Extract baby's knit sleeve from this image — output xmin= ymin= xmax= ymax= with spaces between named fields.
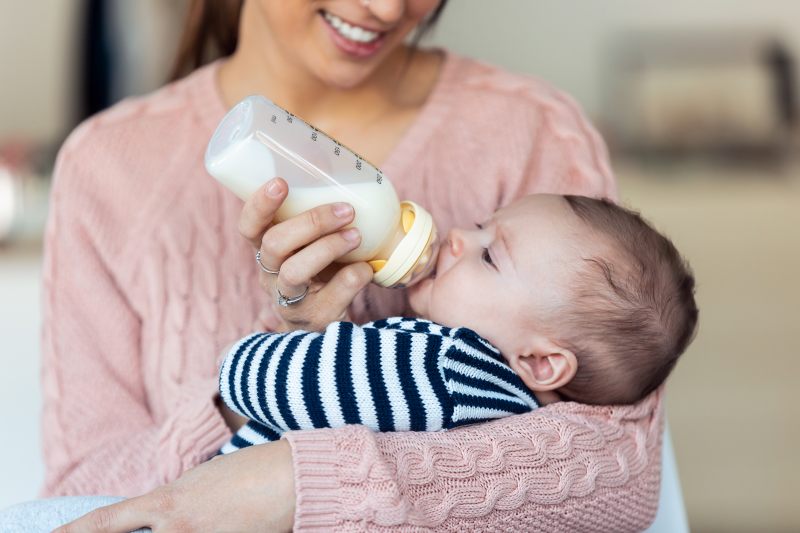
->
xmin=441 ymin=327 xmax=539 ymax=428
xmin=218 ymin=319 xmax=457 ymax=437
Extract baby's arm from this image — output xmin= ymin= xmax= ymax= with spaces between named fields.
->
xmin=218 ymin=318 xmax=540 ymax=454
xmin=218 ymin=319 xmax=457 ymax=452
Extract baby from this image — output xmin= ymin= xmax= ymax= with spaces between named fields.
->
xmin=218 ymin=194 xmax=698 ymax=452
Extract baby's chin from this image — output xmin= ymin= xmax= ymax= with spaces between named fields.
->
xmin=407 ymin=280 xmax=431 ymax=317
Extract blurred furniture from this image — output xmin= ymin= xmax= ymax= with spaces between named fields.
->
xmin=606 ymin=31 xmax=797 ymax=159
xmin=0 ymin=141 xmax=51 ymax=245
xmin=79 ymin=0 xmax=186 ymax=119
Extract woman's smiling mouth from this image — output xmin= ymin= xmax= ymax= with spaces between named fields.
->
xmin=319 ymin=10 xmax=388 ymax=58
xmin=322 ymin=10 xmax=382 ymax=43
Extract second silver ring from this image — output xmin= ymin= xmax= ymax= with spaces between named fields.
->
xmin=255 ymin=250 xmax=280 ymax=275
xmin=276 ymin=284 xmax=309 ymax=307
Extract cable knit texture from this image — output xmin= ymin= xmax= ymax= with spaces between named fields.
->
xmin=41 ymin=50 xmax=660 ymax=531
xmin=286 ymin=389 xmax=662 ymax=532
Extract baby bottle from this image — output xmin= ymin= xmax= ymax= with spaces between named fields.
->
xmin=205 ymin=95 xmax=439 ymax=288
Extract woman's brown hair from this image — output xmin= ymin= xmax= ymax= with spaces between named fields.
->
xmin=170 ymin=0 xmax=449 ymax=81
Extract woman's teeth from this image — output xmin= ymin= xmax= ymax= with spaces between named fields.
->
xmin=323 ymin=11 xmax=381 ymax=43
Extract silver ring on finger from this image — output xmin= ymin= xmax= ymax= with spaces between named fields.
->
xmin=276 ymin=284 xmax=309 ymax=307
xmin=255 ymin=250 xmax=280 ymax=275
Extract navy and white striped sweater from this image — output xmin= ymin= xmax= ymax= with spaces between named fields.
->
xmin=219 ymin=317 xmax=539 ymax=453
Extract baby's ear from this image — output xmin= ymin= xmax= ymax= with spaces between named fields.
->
xmin=506 ymin=338 xmax=577 ymax=392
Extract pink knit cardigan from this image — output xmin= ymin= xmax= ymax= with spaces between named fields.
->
xmin=40 ymin=51 xmax=662 ymax=531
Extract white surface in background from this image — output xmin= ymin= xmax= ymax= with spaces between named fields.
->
xmin=0 ymin=249 xmax=44 ymax=508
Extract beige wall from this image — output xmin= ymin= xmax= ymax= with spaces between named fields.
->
xmin=429 ymin=0 xmax=800 ymax=123
xmin=0 ymin=0 xmax=184 ymax=141
xmin=4 ymin=1 xmax=800 ymax=140
xmin=0 ymin=0 xmax=78 ymax=140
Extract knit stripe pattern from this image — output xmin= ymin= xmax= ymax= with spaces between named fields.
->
xmin=218 ymin=318 xmax=539 ymax=453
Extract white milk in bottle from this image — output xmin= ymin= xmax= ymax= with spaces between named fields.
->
xmin=205 ymin=95 xmax=438 ymax=288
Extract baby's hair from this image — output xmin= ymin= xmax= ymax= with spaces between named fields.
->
xmin=556 ymin=196 xmax=698 ymax=405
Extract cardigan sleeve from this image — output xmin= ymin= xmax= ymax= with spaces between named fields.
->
xmin=40 ymin=135 xmax=230 ymax=497
xmin=505 ymin=81 xmax=619 ymax=204
xmin=283 ymin=388 xmax=664 ymax=532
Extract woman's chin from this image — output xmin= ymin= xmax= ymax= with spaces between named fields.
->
xmin=316 ymin=64 xmax=378 ymax=90
xmin=314 ymin=44 xmax=401 ymax=89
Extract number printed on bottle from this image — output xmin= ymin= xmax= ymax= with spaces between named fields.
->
xmin=311 ymin=131 xmax=318 ymax=141
xmin=356 ymin=159 xmax=362 ymax=170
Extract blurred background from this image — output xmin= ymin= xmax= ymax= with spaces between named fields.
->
xmin=1 ymin=1 xmax=798 ymax=531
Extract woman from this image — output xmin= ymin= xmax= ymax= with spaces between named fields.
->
xmin=29 ymin=0 xmax=663 ymax=530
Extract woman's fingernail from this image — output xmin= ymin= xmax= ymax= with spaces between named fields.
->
xmin=342 ymin=228 xmax=360 ymax=242
xmin=266 ymin=179 xmax=282 ymax=197
xmin=333 ymin=203 xmax=353 ymax=218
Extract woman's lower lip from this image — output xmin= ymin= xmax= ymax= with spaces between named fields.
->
xmin=320 ymin=12 xmax=386 ymax=59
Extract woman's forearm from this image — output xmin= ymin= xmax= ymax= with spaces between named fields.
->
xmin=41 ymin=146 xmax=231 ymax=496
xmin=284 ymin=388 xmax=664 ymax=531
xmin=55 ymin=439 xmax=296 ymax=533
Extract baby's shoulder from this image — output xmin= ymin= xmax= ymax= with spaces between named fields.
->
xmin=446 ymin=327 xmax=503 ymax=360
xmin=366 ymin=317 xmax=461 ymax=337
xmin=365 ymin=317 xmax=501 ymax=357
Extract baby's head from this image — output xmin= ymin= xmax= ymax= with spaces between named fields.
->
xmin=408 ymin=194 xmax=698 ymax=405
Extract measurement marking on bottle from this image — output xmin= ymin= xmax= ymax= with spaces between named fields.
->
xmin=258 ymin=97 xmax=386 ymax=177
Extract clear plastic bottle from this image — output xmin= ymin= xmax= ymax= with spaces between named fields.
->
xmin=205 ymin=95 xmax=439 ymax=288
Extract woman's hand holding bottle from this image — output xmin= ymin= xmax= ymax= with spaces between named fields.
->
xmin=239 ymin=177 xmax=374 ymax=332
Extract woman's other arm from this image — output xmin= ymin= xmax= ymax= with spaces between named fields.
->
xmin=55 ymin=440 xmax=296 ymax=533
xmin=40 ymin=136 xmax=231 ymax=497
xmin=284 ymin=390 xmax=664 ymax=531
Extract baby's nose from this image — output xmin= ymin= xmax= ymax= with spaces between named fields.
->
xmin=447 ymin=229 xmax=465 ymax=257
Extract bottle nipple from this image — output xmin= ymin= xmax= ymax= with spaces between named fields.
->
xmin=372 ymin=201 xmax=439 ymax=288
